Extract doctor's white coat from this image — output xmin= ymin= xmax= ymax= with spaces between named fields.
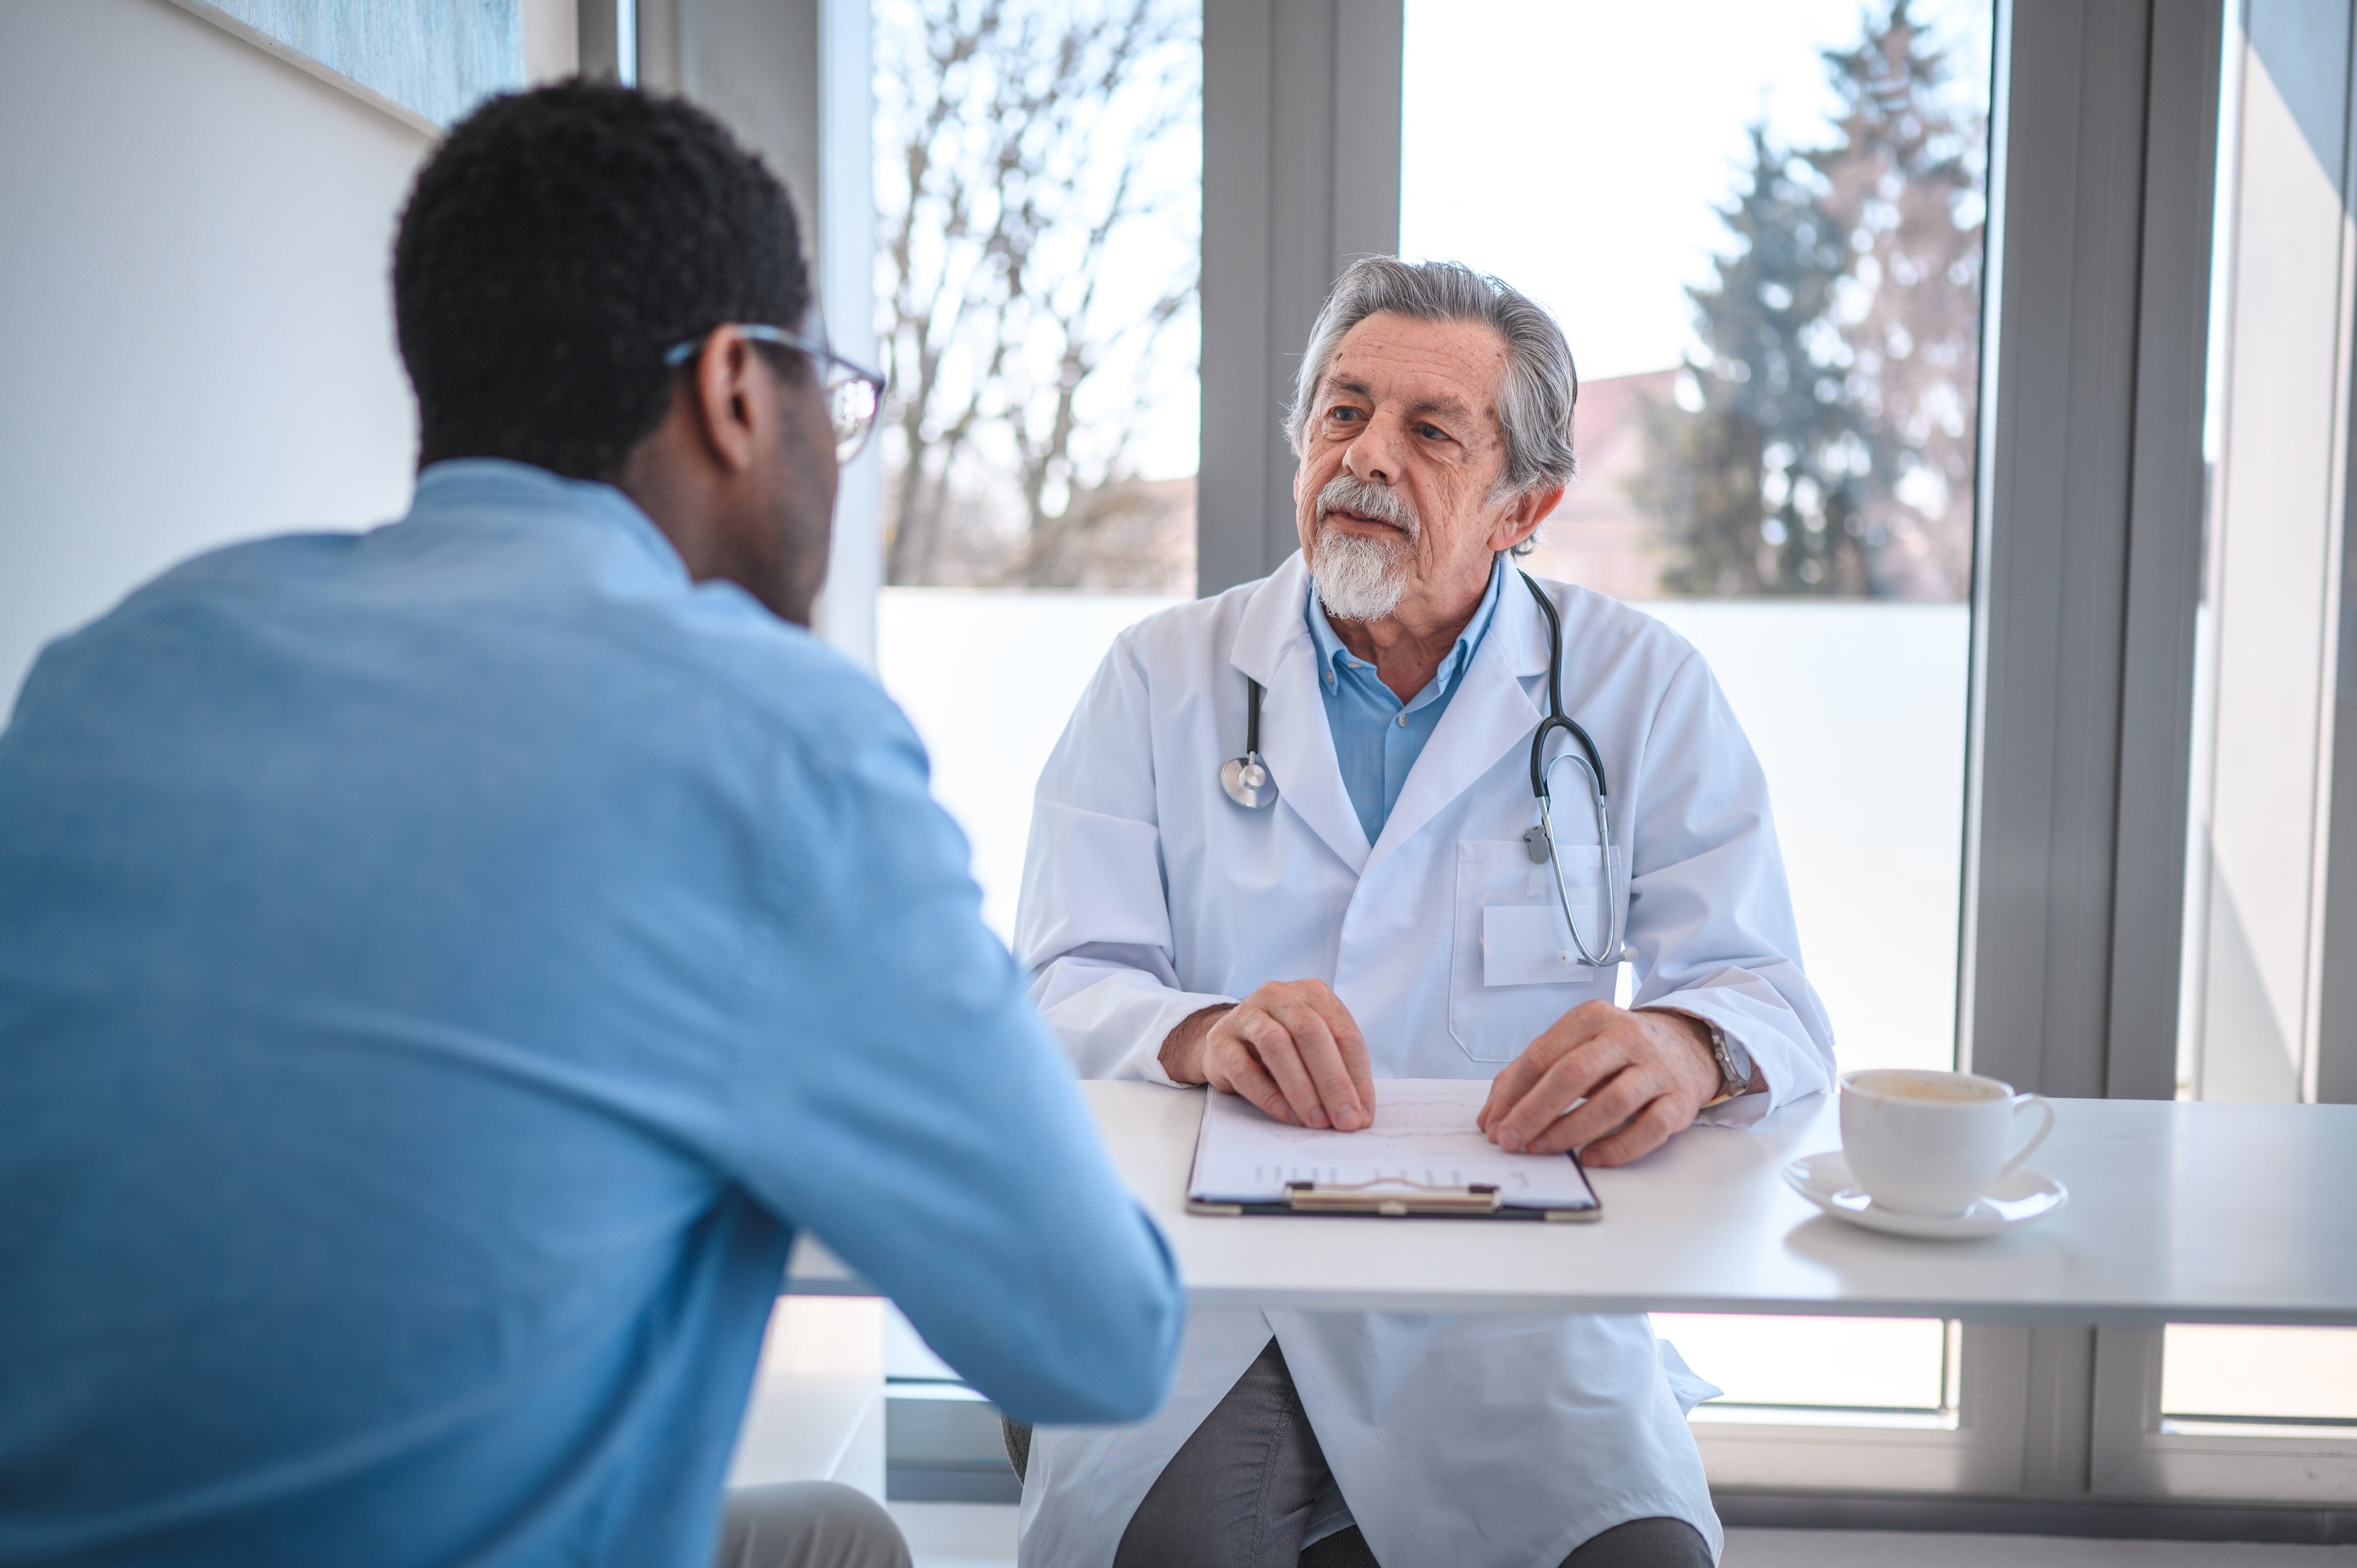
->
xmin=1011 ymin=553 xmax=1837 ymax=1568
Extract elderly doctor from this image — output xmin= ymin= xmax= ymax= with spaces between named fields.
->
xmin=1012 ymin=257 xmax=1836 ymax=1568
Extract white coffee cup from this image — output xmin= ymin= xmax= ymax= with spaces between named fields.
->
xmin=1839 ymin=1069 xmax=2055 ymax=1217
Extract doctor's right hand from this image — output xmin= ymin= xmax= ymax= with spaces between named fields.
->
xmin=1159 ymin=980 xmax=1377 ymax=1132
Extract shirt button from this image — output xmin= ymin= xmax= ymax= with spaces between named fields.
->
xmin=1560 ymin=952 xmax=1574 ymax=964
xmin=1396 ymin=714 xmax=1409 ymax=727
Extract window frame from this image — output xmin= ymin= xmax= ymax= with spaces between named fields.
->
xmin=2093 ymin=1326 xmax=2357 ymax=1502
xmin=766 ymin=0 xmax=2341 ymax=1527
xmin=1195 ymin=0 xmax=2265 ymax=1519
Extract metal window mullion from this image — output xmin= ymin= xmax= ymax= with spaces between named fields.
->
xmin=1199 ymin=0 xmax=1402 ymax=596
xmin=2105 ymin=0 xmax=2229 ymax=1102
xmin=2314 ymin=0 xmax=2357 ymax=1103
xmin=1963 ymin=0 xmax=2155 ymax=1103
xmin=1968 ymin=0 xmax=2236 ymax=1513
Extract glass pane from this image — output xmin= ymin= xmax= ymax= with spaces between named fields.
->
xmin=2163 ymin=1325 xmax=2357 ymax=1427
xmin=2177 ymin=0 xmax=2332 ymax=1109
xmin=872 ymin=0 xmax=1200 ymax=937
xmin=866 ymin=4 xmax=1200 ymax=1480
xmin=1404 ymin=0 xmax=1992 ymax=1422
xmin=1653 ymin=1314 xmax=1949 ymax=1414
xmin=2160 ymin=7 xmax=2356 ymax=1439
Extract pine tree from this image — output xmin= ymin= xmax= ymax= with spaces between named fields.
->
xmin=1637 ymin=125 xmax=1862 ymax=596
xmin=1813 ymin=0 xmax=1985 ymax=600
xmin=1641 ymin=2 xmax=1985 ymax=599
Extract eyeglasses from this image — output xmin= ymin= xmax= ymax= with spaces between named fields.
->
xmin=663 ymin=323 xmax=886 ymax=464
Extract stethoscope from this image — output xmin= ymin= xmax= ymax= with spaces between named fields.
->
xmin=1221 ymin=571 xmax=1625 ymax=966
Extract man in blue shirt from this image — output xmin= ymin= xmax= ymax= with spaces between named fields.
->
xmin=0 ymin=83 xmax=1182 ymax=1568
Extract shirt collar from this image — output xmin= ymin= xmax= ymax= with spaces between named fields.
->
xmin=1305 ymin=553 xmax=1508 ymax=691
xmin=407 ymin=458 xmax=688 ymax=582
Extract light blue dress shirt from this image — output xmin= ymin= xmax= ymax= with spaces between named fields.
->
xmin=0 ymin=461 xmax=1182 ymax=1568
xmin=1307 ymin=556 xmax=1505 ymax=844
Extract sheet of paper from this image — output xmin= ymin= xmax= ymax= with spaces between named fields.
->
xmin=1187 ymin=1079 xmax=1598 ymax=1212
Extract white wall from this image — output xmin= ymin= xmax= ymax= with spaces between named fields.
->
xmin=0 ymin=0 xmax=438 ymax=705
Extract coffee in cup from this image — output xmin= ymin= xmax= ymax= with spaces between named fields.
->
xmin=1839 ymin=1068 xmax=2054 ymax=1217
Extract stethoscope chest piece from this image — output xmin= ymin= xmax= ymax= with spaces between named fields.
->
xmin=1221 ymin=677 xmax=1277 ymax=809
xmin=1221 ymin=753 xmax=1274 ymax=809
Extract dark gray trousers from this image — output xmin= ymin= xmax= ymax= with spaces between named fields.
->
xmin=1106 ymin=1339 xmax=1712 ymax=1568
xmin=713 ymin=1481 xmax=911 ymax=1568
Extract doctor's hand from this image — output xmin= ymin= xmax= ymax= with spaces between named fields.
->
xmin=1159 ymin=980 xmax=1377 ymax=1132
xmin=1477 ymin=1002 xmax=1722 ymax=1167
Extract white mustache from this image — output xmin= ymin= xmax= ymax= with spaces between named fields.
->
xmin=1317 ymin=474 xmax=1418 ymax=537
xmin=1310 ymin=475 xmax=1416 ymax=623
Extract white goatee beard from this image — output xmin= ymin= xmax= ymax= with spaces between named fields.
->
xmin=1310 ymin=476 xmax=1418 ymax=623
xmin=1312 ymin=531 xmax=1410 ymax=621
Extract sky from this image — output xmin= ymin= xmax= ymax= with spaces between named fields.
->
xmin=1400 ymin=0 xmax=1995 ymax=385
xmin=891 ymin=0 xmax=1997 ymax=486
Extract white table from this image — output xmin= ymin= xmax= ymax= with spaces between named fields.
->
xmin=790 ymin=1082 xmax=2357 ymax=1326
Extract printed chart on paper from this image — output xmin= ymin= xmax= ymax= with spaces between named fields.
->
xmin=1186 ymin=1080 xmax=1597 ymax=1210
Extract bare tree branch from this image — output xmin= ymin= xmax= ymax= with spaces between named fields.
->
xmin=877 ymin=0 xmax=1199 ymax=590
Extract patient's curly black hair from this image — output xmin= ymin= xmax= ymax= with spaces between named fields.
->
xmin=393 ymin=80 xmax=810 ymax=482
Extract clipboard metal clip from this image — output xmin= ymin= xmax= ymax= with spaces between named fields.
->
xmin=1282 ymin=1179 xmax=1502 ymax=1217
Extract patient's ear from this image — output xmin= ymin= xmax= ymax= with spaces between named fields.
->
xmin=680 ymin=330 xmax=767 ymax=475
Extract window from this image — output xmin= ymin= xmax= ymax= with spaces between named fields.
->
xmin=1402 ymin=0 xmax=1993 ymax=1458
xmin=871 ymin=0 xmax=1200 ymax=939
xmin=832 ymin=0 xmax=2350 ymax=1524
xmin=2116 ymin=0 xmax=2357 ymax=1494
xmin=866 ymin=0 xmax=1201 ymax=1499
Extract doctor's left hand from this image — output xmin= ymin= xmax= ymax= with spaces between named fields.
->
xmin=1476 ymin=1002 xmax=1722 ymax=1167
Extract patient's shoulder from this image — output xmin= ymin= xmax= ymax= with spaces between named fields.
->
xmin=626 ymin=587 xmax=922 ymax=773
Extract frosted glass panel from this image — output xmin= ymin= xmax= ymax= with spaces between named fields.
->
xmin=1656 ymin=1315 xmax=1949 ymax=1413
xmin=2163 ymin=1326 xmax=2357 ymax=1426
xmin=1404 ymin=0 xmax=1993 ymax=1424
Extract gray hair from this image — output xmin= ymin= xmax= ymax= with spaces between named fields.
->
xmin=1284 ymin=257 xmax=1580 ymax=507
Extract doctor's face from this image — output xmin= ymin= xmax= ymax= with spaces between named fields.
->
xmin=1292 ymin=313 xmax=1550 ymax=625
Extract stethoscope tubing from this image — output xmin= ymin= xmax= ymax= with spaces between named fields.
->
xmin=1219 ymin=677 xmax=1274 ymax=809
xmin=1218 ymin=569 xmax=1622 ymax=967
xmin=1517 ymin=572 xmax=1622 ymax=967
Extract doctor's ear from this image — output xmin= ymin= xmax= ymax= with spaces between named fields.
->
xmin=1488 ymin=481 xmax=1565 ymax=554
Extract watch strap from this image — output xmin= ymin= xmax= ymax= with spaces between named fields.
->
xmin=1697 ymin=1015 xmax=1751 ymax=1106
xmin=1641 ymin=1006 xmax=1751 ymax=1106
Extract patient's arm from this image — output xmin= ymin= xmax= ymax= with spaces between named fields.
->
xmin=1014 ymin=630 xmax=1234 ymax=1081
xmin=721 ymin=712 xmax=1183 ymax=1429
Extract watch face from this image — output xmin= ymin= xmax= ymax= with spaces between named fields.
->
xmin=1718 ymin=1036 xmax=1751 ymax=1092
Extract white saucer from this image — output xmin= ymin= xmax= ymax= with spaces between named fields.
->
xmin=1784 ymin=1151 xmax=2067 ymax=1240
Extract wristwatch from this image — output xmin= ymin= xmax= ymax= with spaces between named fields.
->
xmin=1638 ymin=1006 xmax=1751 ymax=1103
xmin=1684 ymin=1013 xmax=1753 ymax=1106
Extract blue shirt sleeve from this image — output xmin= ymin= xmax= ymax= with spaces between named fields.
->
xmin=713 ymin=697 xmax=1184 ymax=1425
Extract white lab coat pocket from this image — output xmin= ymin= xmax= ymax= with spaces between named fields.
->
xmin=1482 ymin=903 xmax=1599 ymax=986
xmin=1450 ymin=839 xmax=1611 ymax=1064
